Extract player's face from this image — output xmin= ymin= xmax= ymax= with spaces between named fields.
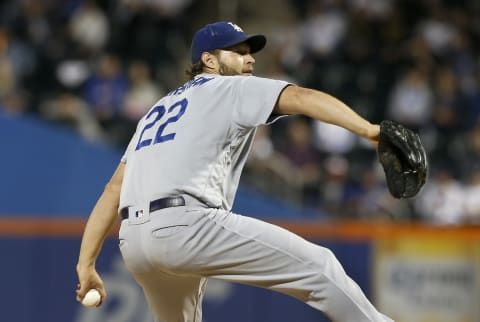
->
xmin=217 ymin=43 xmax=256 ymax=76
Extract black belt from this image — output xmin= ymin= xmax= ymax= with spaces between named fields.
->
xmin=120 ymin=196 xmax=186 ymax=220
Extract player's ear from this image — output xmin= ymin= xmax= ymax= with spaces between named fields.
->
xmin=201 ymin=52 xmax=218 ymax=70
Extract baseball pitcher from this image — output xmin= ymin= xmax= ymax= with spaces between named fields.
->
xmin=76 ymin=21 xmax=396 ymax=322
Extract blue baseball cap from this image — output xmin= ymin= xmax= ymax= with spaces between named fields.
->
xmin=190 ymin=21 xmax=266 ymax=64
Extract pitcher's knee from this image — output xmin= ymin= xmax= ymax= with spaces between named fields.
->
xmin=313 ymin=247 xmax=344 ymax=272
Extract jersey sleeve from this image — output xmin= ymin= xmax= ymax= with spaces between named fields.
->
xmin=229 ymin=76 xmax=291 ymax=129
xmin=120 ymin=129 xmax=138 ymax=163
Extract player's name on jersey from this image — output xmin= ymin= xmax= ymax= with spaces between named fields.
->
xmin=167 ymin=76 xmax=214 ymax=96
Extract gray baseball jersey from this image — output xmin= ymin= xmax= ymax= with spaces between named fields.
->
xmin=120 ymin=74 xmax=288 ymax=211
xmin=117 ymin=74 xmax=394 ymax=322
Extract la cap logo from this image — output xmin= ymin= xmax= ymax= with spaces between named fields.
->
xmin=227 ymin=22 xmax=243 ymax=33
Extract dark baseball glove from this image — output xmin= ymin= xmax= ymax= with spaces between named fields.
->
xmin=378 ymin=120 xmax=428 ymax=198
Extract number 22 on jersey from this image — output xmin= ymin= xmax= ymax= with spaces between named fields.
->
xmin=135 ymin=98 xmax=188 ymax=151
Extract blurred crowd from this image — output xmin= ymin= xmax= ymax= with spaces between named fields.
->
xmin=1 ymin=0 xmax=479 ymax=224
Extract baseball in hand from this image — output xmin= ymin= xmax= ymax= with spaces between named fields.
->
xmin=81 ymin=289 xmax=101 ymax=307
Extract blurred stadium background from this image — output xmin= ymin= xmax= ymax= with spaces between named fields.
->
xmin=1 ymin=0 xmax=480 ymax=321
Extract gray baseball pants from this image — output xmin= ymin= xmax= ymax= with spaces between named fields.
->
xmin=118 ymin=197 xmax=393 ymax=322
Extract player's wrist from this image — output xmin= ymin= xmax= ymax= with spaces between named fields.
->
xmin=76 ymin=261 xmax=95 ymax=272
xmin=365 ymin=123 xmax=380 ymax=141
